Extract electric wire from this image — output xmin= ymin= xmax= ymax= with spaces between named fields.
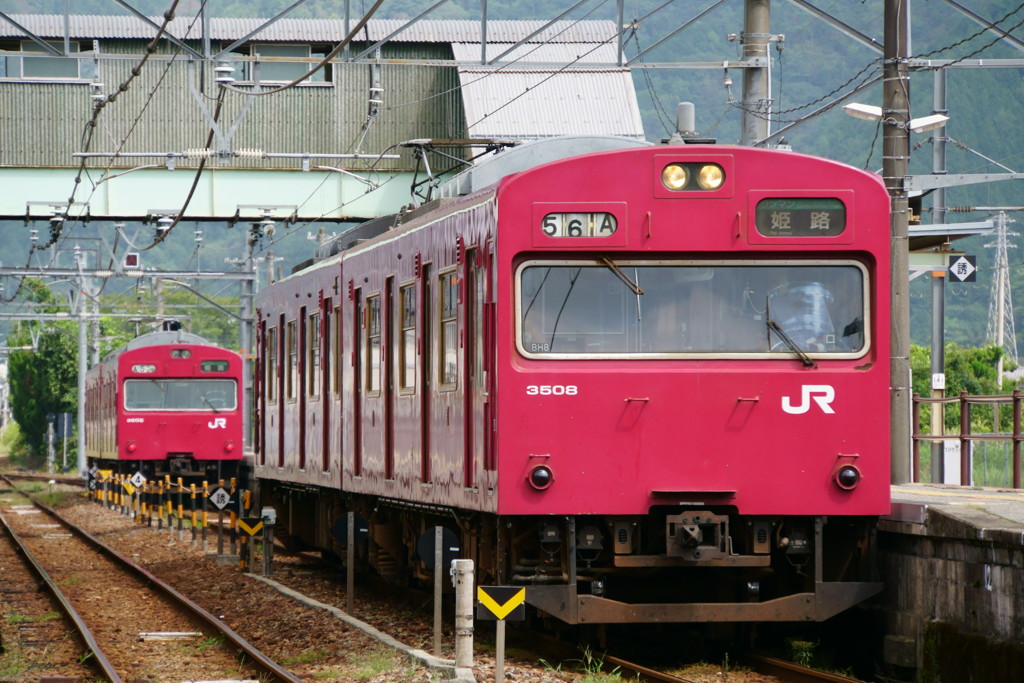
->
xmin=912 ymin=1 xmax=1024 ymax=62
xmin=1 ymin=0 xmax=184 ymax=305
xmin=217 ymin=0 xmax=385 ymax=97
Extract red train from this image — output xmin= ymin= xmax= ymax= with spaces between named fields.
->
xmin=84 ymin=328 xmax=245 ymax=481
xmin=254 ymin=138 xmax=891 ymax=624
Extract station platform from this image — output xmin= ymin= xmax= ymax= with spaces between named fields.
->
xmin=886 ymin=482 xmax=1024 ymax=543
xmin=877 ymin=483 xmax=1024 ymax=678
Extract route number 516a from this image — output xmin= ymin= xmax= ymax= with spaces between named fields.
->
xmin=526 ymin=385 xmax=578 ymax=396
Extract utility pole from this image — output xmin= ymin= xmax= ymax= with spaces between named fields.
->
xmin=227 ymin=229 xmax=258 ymax=451
xmin=884 ymin=0 xmax=912 ymax=484
xmin=75 ymin=250 xmax=89 ymax=475
xmin=930 ymin=69 xmax=948 ymax=483
xmin=740 ymin=0 xmax=771 ymax=146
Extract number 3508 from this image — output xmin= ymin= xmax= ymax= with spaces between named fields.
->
xmin=526 ymin=385 xmax=578 ymax=396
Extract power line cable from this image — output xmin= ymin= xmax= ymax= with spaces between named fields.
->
xmin=1 ymin=0 xmax=184 ymax=305
xmin=217 ymin=0 xmax=385 ymax=97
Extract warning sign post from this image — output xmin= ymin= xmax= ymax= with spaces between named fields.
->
xmin=477 ymin=586 xmax=526 ymax=681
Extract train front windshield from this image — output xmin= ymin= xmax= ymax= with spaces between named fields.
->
xmin=124 ymin=379 xmax=238 ymax=411
xmin=517 ymin=261 xmax=867 ymax=357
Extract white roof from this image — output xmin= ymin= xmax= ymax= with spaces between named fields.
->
xmin=452 ymin=43 xmax=644 ymax=140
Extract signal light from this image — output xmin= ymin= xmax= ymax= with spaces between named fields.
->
xmin=834 ymin=465 xmax=861 ymax=490
xmin=528 ymin=465 xmax=554 ymax=490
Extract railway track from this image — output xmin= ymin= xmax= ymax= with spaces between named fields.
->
xmin=0 ymin=475 xmax=301 ymax=682
xmin=603 ymin=652 xmax=867 ymax=683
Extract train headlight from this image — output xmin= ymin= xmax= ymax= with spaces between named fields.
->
xmin=224 ymin=441 xmax=235 ymax=453
xmin=661 ymin=164 xmax=689 ymax=190
xmin=696 ymin=163 xmax=725 ymax=190
xmin=835 ymin=465 xmax=861 ymax=490
xmin=126 ymin=441 xmax=137 ymax=453
xmin=528 ymin=465 xmax=554 ymax=490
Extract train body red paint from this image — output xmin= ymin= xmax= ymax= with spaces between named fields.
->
xmin=84 ymin=330 xmax=245 ymax=481
xmin=255 ymin=139 xmax=891 ymax=624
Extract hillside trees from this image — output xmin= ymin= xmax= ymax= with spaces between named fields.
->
xmin=5 ymin=279 xmax=78 ymax=456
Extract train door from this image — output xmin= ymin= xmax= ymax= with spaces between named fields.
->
xmin=299 ymin=306 xmax=307 ymax=470
xmin=463 ymin=249 xmax=484 ymax=490
xmin=419 ymin=263 xmax=432 ymax=483
xmin=322 ymin=296 xmax=332 ymax=472
xmin=353 ymin=288 xmax=363 ymax=477
xmin=278 ymin=314 xmax=286 ymax=467
xmin=306 ymin=305 xmax=321 ymax=471
xmin=334 ymin=298 xmax=343 ymax=482
xmin=257 ymin=318 xmax=265 ymax=464
xmin=384 ymin=277 xmax=395 ymax=480
xmin=482 ymin=242 xmax=497 ymax=491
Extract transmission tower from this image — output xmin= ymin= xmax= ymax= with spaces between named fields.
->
xmin=985 ymin=211 xmax=1018 ymax=378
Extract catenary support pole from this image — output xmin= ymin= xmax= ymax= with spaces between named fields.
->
xmin=884 ymin=0 xmax=912 ymax=483
xmin=740 ymin=0 xmax=771 ymax=146
xmin=930 ymin=68 xmax=949 ymax=483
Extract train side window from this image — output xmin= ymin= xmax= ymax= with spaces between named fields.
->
xmin=439 ymin=270 xmax=458 ymax=388
xmin=399 ymin=283 xmax=416 ymax=391
xmin=308 ymin=312 xmax=321 ymax=399
xmin=366 ymin=295 xmax=381 ymax=394
xmin=267 ymin=326 xmax=278 ymax=404
xmin=286 ymin=319 xmax=297 ymax=401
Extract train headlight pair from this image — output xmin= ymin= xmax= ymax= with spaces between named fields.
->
xmin=661 ymin=163 xmax=725 ymax=191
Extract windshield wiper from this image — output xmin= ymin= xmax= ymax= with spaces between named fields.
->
xmin=767 ymin=319 xmax=817 ymax=368
xmin=599 ymin=255 xmax=644 ymax=296
xmin=201 ymin=395 xmax=221 ymax=413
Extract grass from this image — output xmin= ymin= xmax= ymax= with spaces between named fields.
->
xmin=281 ymin=648 xmax=332 ymax=666
xmin=346 ymin=644 xmax=408 ymax=681
xmin=182 ymin=633 xmax=225 ymax=655
xmin=6 ymin=610 xmax=60 ymax=624
xmin=0 ymin=652 xmax=29 ymax=678
xmin=543 ymin=645 xmax=632 ymax=683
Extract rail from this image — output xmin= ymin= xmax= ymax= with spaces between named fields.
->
xmin=911 ymin=391 xmax=1023 ymax=489
xmin=0 ymin=475 xmax=302 ymax=683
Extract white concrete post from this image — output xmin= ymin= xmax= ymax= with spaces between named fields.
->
xmin=451 ymin=558 xmax=474 ymax=669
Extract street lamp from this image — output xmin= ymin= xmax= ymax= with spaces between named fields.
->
xmin=842 ymin=103 xmax=949 ymax=134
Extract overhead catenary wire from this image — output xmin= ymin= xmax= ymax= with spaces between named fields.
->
xmin=0 ymin=0 xmax=185 ymax=305
xmin=217 ymin=0 xmax=385 ymax=98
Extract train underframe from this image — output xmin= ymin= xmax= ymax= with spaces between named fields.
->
xmin=260 ymin=481 xmax=882 ymax=625
xmin=88 ymin=456 xmax=245 ymax=486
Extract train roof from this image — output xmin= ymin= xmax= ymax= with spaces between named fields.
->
xmin=438 ymin=135 xmax=652 ymax=198
xmin=122 ymin=330 xmax=215 ymax=352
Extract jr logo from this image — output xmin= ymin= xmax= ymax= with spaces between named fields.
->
xmin=208 ymin=417 xmax=227 ymax=429
xmin=781 ymin=385 xmax=835 ymax=415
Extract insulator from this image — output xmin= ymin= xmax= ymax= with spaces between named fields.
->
xmin=186 ymin=148 xmax=212 ymax=159
xmin=235 ymin=148 xmax=266 ymax=159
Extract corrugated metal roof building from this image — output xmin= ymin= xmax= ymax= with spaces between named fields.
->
xmin=0 ymin=14 xmax=645 ymax=172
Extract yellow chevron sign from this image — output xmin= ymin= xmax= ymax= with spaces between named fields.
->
xmin=476 ymin=586 xmax=526 ymax=621
xmin=238 ymin=518 xmax=264 ymax=536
